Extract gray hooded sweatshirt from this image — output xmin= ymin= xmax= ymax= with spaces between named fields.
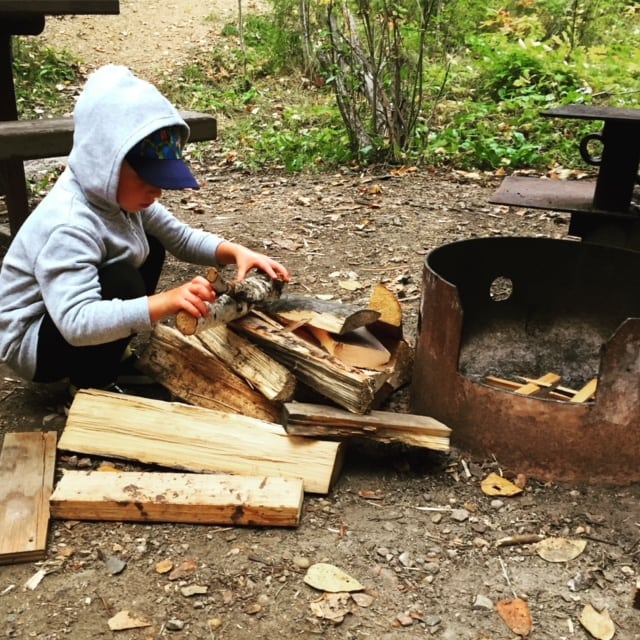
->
xmin=0 ymin=65 xmax=224 ymax=380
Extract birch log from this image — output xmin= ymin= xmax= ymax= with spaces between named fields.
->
xmin=176 ymin=269 xmax=285 ymax=336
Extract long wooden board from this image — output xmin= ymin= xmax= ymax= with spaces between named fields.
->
xmin=50 ymin=470 xmax=303 ymax=527
xmin=283 ymin=403 xmax=451 ymax=452
xmin=0 ymin=432 xmax=57 ymax=564
xmin=59 ymin=389 xmax=344 ymax=494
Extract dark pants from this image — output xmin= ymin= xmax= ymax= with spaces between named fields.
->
xmin=33 ymin=235 xmax=165 ymax=388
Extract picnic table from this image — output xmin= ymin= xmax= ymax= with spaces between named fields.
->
xmin=0 ymin=1 xmax=120 ymax=234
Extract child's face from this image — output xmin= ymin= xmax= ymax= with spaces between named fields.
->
xmin=117 ymin=160 xmax=162 ymax=212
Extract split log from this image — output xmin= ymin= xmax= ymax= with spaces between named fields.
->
xmin=282 ymin=402 xmax=451 ymax=452
xmin=176 ymin=269 xmax=285 ymax=336
xmin=231 ymin=311 xmax=386 ymax=414
xmin=0 ymin=432 xmax=56 ymax=564
xmin=265 ymin=295 xmax=380 ymax=335
xmin=308 ymin=325 xmax=391 ymax=369
xmin=195 ymin=324 xmax=296 ymax=403
xmin=371 ymin=337 xmax=414 ymax=408
xmin=368 ymin=283 xmax=404 ymax=339
xmin=50 ymin=470 xmax=304 ymax=527
xmin=137 ymin=324 xmax=281 ymax=422
xmin=59 ymin=388 xmax=345 ymax=494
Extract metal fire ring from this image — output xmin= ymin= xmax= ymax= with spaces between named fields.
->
xmin=410 ymin=236 xmax=640 ymax=484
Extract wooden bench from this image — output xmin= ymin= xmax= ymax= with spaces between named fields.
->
xmin=0 ymin=110 xmax=217 ymax=234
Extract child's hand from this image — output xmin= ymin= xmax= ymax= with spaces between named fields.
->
xmin=215 ymin=241 xmax=291 ymax=282
xmin=148 ymin=275 xmax=215 ymax=322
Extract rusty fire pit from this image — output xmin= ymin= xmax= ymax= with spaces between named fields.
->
xmin=410 ymin=235 xmax=640 ymax=484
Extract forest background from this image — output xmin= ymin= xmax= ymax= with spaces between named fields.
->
xmin=12 ymin=0 xmax=640 ymax=184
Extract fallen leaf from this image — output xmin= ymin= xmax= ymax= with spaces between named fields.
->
xmin=309 ymin=592 xmax=352 ymax=622
xmin=481 ymin=472 xmax=524 ymax=496
xmin=579 ymin=604 xmax=615 ymax=640
xmin=304 ymin=563 xmax=364 ymax=592
xmin=107 ymin=610 xmax=152 ymax=631
xmin=496 ymin=598 xmax=532 ymax=636
xmin=358 ymin=489 xmax=384 ymax=500
xmin=536 ymin=537 xmax=587 ymax=562
xmin=338 ymin=280 xmax=364 ymax=291
xmin=168 ymin=559 xmax=198 ymax=580
xmin=155 ymin=559 xmax=174 ymax=574
xmin=244 ymin=602 xmax=262 ymax=615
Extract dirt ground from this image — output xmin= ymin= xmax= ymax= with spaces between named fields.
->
xmin=2 ymin=3 xmax=640 ymax=639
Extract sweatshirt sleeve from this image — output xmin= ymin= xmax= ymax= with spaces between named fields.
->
xmin=141 ymin=203 xmax=225 ymax=265
xmin=34 ymin=225 xmax=152 ymax=347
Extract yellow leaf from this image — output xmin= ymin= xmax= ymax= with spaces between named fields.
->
xmin=304 ymin=563 xmax=364 ymax=593
xmin=535 ymin=537 xmax=587 ymax=562
xmin=579 ymin=604 xmax=615 ymax=640
xmin=481 ymin=472 xmax=524 ymax=496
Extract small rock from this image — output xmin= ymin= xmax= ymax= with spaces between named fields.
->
xmin=180 ymin=584 xmax=208 ymax=597
xmin=292 ymin=556 xmax=310 ymax=570
xmin=451 ymin=508 xmax=469 ymax=522
xmin=104 ymin=555 xmax=127 ymax=576
xmin=472 ymin=594 xmax=494 ymax=610
xmin=165 ymin=618 xmax=185 ymax=631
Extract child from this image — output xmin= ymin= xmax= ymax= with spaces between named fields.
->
xmin=0 ymin=65 xmax=290 ymax=396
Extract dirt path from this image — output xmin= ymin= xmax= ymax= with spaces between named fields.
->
xmin=38 ymin=0 xmax=264 ymax=80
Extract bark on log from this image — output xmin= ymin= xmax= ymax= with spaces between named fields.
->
xmin=265 ymin=295 xmax=380 ymax=335
xmin=176 ymin=269 xmax=285 ymax=336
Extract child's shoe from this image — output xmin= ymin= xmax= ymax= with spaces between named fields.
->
xmin=116 ymin=351 xmax=155 ymax=386
xmin=64 ymin=381 xmax=125 ymax=416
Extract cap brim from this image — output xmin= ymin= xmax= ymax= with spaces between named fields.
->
xmin=128 ymin=158 xmax=200 ymax=190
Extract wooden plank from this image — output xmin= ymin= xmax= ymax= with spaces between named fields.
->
xmin=283 ymin=402 xmax=451 ymax=452
xmin=50 ymin=470 xmax=303 ymax=527
xmin=484 ymin=376 xmax=522 ymax=391
xmin=569 ymin=378 xmax=598 ymax=403
xmin=59 ymin=389 xmax=344 ymax=494
xmin=137 ymin=324 xmax=281 ymax=422
xmin=514 ymin=373 xmax=561 ymax=396
xmin=0 ymin=111 xmax=216 ymax=161
xmin=0 ymin=432 xmax=56 ymax=565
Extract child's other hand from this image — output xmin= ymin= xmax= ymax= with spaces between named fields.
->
xmin=216 ymin=241 xmax=291 ymax=282
xmin=149 ymin=275 xmax=215 ymax=322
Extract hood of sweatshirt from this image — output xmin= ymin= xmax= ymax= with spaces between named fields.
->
xmin=67 ymin=65 xmax=190 ymax=211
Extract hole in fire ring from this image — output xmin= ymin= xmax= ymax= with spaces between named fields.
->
xmin=489 ymin=276 xmax=513 ymax=302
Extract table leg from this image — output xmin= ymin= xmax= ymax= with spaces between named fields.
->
xmin=0 ymin=26 xmax=42 ymax=236
xmin=593 ymin=120 xmax=640 ymax=213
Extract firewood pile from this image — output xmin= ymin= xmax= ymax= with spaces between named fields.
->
xmin=1 ymin=275 xmax=452 ymax=565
